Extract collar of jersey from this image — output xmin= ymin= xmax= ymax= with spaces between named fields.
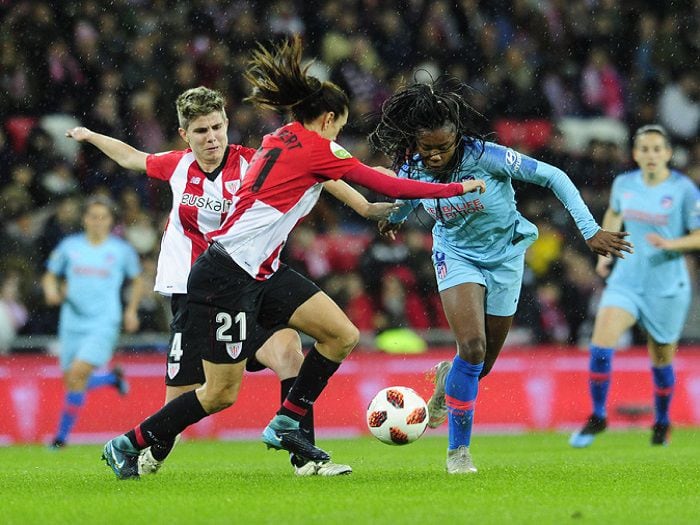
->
xmin=198 ymin=145 xmax=230 ymax=182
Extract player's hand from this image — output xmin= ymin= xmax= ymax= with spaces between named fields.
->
xmin=461 ymin=179 xmax=486 ymax=194
xmin=65 ymin=126 xmax=92 ymax=141
xmin=378 ymin=219 xmax=403 ymax=240
xmin=595 ymin=256 xmax=613 ymax=278
xmin=586 ymin=229 xmax=633 ymax=258
xmin=372 ymin=166 xmax=397 ymax=177
xmin=123 ymin=309 xmax=140 ymax=333
xmin=364 ymin=202 xmax=401 ymax=221
xmin=646 ymin=233 xmax=671 ymax=250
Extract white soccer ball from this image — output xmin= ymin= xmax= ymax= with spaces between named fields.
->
xmin=366 ymin=386 xmax=428 ymax=445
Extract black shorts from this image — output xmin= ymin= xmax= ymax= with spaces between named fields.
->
xmin=183 ymin=242 xmax=320 ymax=367
xmin=164 ymin=294 xmax=276 ymax=386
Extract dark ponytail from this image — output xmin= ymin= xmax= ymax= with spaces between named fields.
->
xmin=244 ymin=35 xmax=349 ymax=123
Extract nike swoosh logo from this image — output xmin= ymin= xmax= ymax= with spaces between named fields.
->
xmin=110 ymin=446 xmax=125 ymax=469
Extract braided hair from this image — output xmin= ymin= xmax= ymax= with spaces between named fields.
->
xmin=244 ymin=35 xmax=348 ymax=124
xmin=368 ymin=75 xmax=485 ymax=176
xmin=368 ymin=76 xmax=485 ymax=226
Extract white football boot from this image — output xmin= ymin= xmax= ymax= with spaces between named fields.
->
xmin=446 ymin=446 xmax=477 ymax=474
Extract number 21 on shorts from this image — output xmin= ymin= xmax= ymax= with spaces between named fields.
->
xmin=216 ymin=311 xmax=247 ymax=360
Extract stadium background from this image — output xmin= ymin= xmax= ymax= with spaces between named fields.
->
xmin=0 ymin=0 xmax=698 ymax=443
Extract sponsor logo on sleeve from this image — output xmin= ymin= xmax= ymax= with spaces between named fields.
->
xmin=330 ymin=141 xmax=353 ymax=159
xmin=505 ymin=148 xmax=522 ymax=172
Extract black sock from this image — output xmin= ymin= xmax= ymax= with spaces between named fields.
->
xmin=150 ymin=439 xmax=176 ymax=461
xmin=125 ymin=390 xmax=208 ymax=450
xmin=278 ymin=346 xmax=339 ymax=422
xmin=281 ymin=377 xmax=315 ymax=444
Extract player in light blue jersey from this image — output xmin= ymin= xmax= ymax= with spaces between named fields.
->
xmin=42 ymin=196 xmax=144 ymax=449
xmin=369 ymin=76 xmax=632 ymax=473
xmin=570 ymin=125 xmax=700 ymax=448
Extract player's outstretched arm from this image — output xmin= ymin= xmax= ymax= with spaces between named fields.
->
xmin=342 ymin=163 xmax=485 ymax=199
xmin=323 ymin=179 xmax=400 ymax=221
xmin=66 ymin=127 xmax=148 ymax=172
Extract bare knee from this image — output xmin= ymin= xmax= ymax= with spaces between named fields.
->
xmin=257 ymin=330 xmax=303 ymax=379
xmin=456 ymin=337 xmax=486 ymax=364
xmin=331 ymin=322 xmax=360 ymax=360
xmin=64 ymin=364 xmax=93 ymax=391
xmin=196 ymin=384 xmax=238 ymax=414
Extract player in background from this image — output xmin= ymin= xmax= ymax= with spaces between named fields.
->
xmin=100 ymin=36 xmax=484 ymax=479
xmin=42 ymin=196 xmax=144 ymax=449
xmin=67 ymin=86 xmax=397 ymax=476
xmin=369 ymin=76 xmax=633 ymax=474
xmin=570 ymin=125 xmax=700 ymax=448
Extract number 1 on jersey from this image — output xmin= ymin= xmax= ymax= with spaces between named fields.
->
xmin=252 ymin=147 xmax=282 ymax=192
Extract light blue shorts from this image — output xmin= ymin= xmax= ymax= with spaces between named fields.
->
xmin=58 ymin=328 xmax=119 ymax=371
xmin=598 ymin=286 xmax=691 ymax=344
xmin=433 ymin=250 xmax=525 ymax=317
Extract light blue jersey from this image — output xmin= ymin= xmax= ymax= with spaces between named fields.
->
xmin=605 ymin=170 xmax=700 ymax=296
xmin=390 ymin=140 xmax=600 ymax=267
xmin=47 ymin=233 xmax=141 ymax=333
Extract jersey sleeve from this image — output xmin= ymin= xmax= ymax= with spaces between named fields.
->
xmin=146 ymin=150 xmax=184 ymax=181
xmin=682 ymin=178 xmax=700 ymax=232
xmin=482 ymin=142 xmax=599 ymax=240
xmin=310 ymin=139 xmax=361 ymax=180
xmin=46 ymin=239 xmax=69 ymax=276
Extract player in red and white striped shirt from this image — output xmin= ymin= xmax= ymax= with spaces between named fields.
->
xmin=68 ymin=86 xmax=396 ymax=477
xmin=101 ymin=38 xmax=484 ymax=479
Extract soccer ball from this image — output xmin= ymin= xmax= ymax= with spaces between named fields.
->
xmin=366 ymin=386 xmax=428 ymax=445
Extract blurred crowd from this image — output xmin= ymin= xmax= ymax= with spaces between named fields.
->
xmin=0 ymin=0 xmax=699 ymax=352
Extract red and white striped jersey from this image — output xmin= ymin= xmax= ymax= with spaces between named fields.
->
xmin=209 ymin=122 xmax=360 ymax=280
xmin=146 ymin=144 xmax=256 ymax=294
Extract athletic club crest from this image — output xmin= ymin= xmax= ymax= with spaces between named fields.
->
xmin=660 ymin=196 xmax=673 ymax=209
xmin=225 ymin=180 xmax=240 ymax=194
xmin=226 ymin=342 xmax=243 ymax=359
xmin=167 ymin=363 xmax=180 ymax=379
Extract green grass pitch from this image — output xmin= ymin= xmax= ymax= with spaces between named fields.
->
xmin=2 ymin=430 xmax=698 ymax=525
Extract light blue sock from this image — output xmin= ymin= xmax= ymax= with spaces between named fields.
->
xmin=55 ymin=391 xmax=86 ymax=442
xmin=589 ymin=346 xmax=613 ymax=418
xmin=86 ymin=371 xmax=117 ymax=390
xmin=652 ymin=365 xmax=674 ymax=426
xmin=445 ymin=355 xmax=483 ymax=450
